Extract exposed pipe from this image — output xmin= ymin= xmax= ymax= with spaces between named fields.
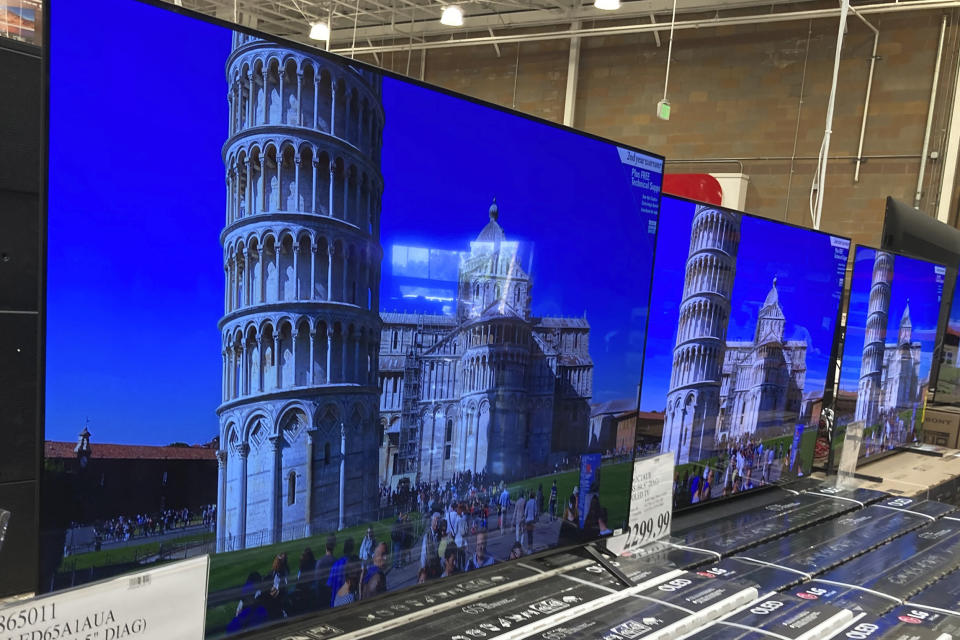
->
xmin=785 ymin=21 xmax=813 ymax=219
xmin=850 ymin=6 xmax=879 ymax=184
xmin=666 ymin=158 xmax=745 ymax=172
xmin=666 ymin=155 xmax=923 ymax=191
xmin=927 ymin=13 xmax=960 ymax=213
xmin=367 ymin=39 xmax=381 ymax=65
xmin=349 ymin=0 xmax=361 ymax=57
xmin=936 ymin=21 xmax=960 ymax=224
xmin=404 ymin=6 xmax=415 ymax=75
xmin=489 ymin=27 xmax=502 ymax=57
xmin=662 ymin=0 xmax=679 ymax=105
xmin=811 ymin=0 xmax=851 ymax=230
xmin=916 ymin=15 xmax=948 ymax=205
xmin=667 ymin=153 xmax=921 ymax=163
xmin=563 ymin=21 xmax=582 ymax=127
xmin=329 ymin=0 xmax=960 ymax=55
xmin=512 ymin=43 xmax=521 ymax=110
xmin=650 ymin=13 xmax=662 ymax=47
xmin=327 ymin=3 xmax=334 ymax=51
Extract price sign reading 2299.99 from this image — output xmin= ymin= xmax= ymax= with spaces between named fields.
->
xmin=607 ymin=452 xmax=674 ymax=554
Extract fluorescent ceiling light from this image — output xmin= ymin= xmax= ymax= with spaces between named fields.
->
xmin=440 ymin=5 xmax=464 ymax=26
xmin=309 ymin=22 xmax=330 ymax=40
xmin=594 ymin=0 xmax=621 ymax=10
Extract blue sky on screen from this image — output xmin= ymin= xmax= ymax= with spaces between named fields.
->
xmin=46 ymin=0 xmax=661 ymax=445
xmin=639 ymin=196 xmax=848 ymax=413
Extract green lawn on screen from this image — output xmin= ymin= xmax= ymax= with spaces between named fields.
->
xmin=204 ymin=514 xmax=423 ymax=634
xmin=206 ymin=461 xmax=633 ymax=599
xmin=203 ymin=460 xmax=634 ymax=634
xmin=674 ymin=430 xmax=816 ymax=485
xmin=503 ymin=461 xmax=632 ymax=529
xmin=59 ymin=530 xmax=215 ymax=571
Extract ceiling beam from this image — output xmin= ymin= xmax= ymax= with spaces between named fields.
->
xmin=329 ymin=0 xmax=960 ymax=53
xmin=326 ymin=0 xmax=811 ymax=43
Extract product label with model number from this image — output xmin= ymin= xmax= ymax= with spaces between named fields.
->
xmin=0 ymin=556 xmax=208 ymax=640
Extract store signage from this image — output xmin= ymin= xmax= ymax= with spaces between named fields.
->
xmin=0 ymin=556 xmax=209 ymax=640
xmin=607 ymin=452 xmax=674 ymax=555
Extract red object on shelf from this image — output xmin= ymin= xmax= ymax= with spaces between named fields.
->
xmin=663 ymin=173 xmax=723 ymax=205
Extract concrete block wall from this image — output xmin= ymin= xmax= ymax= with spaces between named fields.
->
xmin=365 ymin=6 xmax=960 ymax=248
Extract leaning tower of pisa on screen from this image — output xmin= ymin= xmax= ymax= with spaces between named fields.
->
xmin=217 ymin=35 xmax=384 ymax=550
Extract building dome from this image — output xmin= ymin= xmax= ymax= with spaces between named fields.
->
xmin=477 ymin=198 xmax=506 ymax=244
xmin=760 ymin=277 xmax=785 ymax=320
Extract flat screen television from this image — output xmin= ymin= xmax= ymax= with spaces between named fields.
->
xmin=832 ymin=246 xmax=946 ymax=463
xmin=42 ymin=0 xmax=664 ymax=634
xmin=639 ymin=195 xmax=850 ymax=508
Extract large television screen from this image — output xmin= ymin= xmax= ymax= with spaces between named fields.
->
xmin=638 ymin=195 xmax=850 ymax=508
xmin=834 ymin=246 xmax=945 ymax=461
xmin=43 ymin=0 xmax=664 ymax=634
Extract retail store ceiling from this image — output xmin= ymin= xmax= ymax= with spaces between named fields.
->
xmin=160 ymin=0 xmax=821 ymax=55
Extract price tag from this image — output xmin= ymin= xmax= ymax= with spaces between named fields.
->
xmin=0 ymin=556 xmax=209 ymax=640
xmin=607 ymin=452 xmax=674 ymax=555
xmin=836 ymin=421 xmax=865 ymax=487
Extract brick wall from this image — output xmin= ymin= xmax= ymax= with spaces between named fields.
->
xmin=366 ymin=6 xmax=960 ymax=249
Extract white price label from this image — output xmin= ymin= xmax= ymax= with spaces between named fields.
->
xmin=0 ymin=556 xmax=209 ymax=640
xmin=836 ymin=421 xmax=865 ymax=487
xmin=607 ymin=452 xmax=673 ymax=554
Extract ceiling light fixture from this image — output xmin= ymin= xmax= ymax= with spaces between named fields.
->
xmin=309 ymin=21 xmax=331 ymax=41
xmin=440 ymin=5 xmax=464 ymax=26
xmin=594 ymin=0 xmax=620 ymax=10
